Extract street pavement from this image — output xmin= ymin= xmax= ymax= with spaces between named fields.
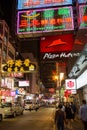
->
xmin=65 ymin=119 xmax=84 ymax=130
xmin=52 ymin=109 xmax=84 ymax=130
xmin=0 ymin=107 xmax=56 ymax=130
xmin=53 ymin=119 xmax=84 ymax=130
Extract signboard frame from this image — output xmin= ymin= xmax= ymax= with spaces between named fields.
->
xmin=17 ymin=6 xmax=74 ymax=37
xmin=79 ymin=5 xmax=87 ymax=29
xmin=17 ymin=0 xmax=73 ymax=10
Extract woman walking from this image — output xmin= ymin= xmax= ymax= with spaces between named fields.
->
xmin=55 ymin=104 xmax=66 ymax=130
xmin=65 ymin=102 xmax=73 ymax=130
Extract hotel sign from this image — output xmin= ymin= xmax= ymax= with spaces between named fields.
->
xmin=17 ymin=7 xmax=74 ymax=37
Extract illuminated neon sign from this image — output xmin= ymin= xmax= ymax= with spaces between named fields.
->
xmin=79 ymin=5 xmax=87 ymax=29
xmin=17 ymin=7 xmax=74 ymax=36
xmin=17 ymin=0 xmax=72 ymax=10
xmin=78 ymin=0 xmax=87 ymax=3
xmin=40 ymin=34 xmax=73 ymax=53
xmin=2 ymin=59 xmax=36 ymax=73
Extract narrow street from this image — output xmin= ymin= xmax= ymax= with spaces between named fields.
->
xmin=0 ymin=107 xmax=84 ymax=130
xmin=0 ymin=107 xmax=54 ymax=130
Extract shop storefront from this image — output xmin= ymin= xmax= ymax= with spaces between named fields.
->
xmin=0 ymin=77 xmax=15 ymax=103
xmin=76 ymin=69 xmax=87 ymax=104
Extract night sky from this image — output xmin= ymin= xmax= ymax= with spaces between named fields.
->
xmin=0 ymin=0 xmax=39 ymax=59
xmin=0 ymin=0 xmax=14 ymax=27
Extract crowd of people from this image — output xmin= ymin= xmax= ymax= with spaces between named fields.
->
xmin=54 ymin=99 xmax=87 ymax=130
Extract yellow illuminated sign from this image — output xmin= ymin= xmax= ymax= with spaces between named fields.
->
xmin=2 ymin=59 xmax=36 ymax=73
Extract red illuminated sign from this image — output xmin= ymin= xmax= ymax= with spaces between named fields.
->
xmin=48 ymin=88 xmax=55 ymax=93
xmin=67 ymin=81 xmax=74 ymax=88
xmin=65 ymin=79 xmax=76 ymax=90
xmin=40 ymin=34 xmax=73 ymax=53
xmin=17 ymin=7 xmax=74 ymax=37
xmin=10 ymin=73 xmax=23 ymax=78
xmin=40 ymin=34 xmax=74 ymax=60
xmin=0 ymin=89 xmax=11 ymax=96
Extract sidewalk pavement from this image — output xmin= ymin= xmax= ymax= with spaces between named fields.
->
xmin=53 ymin=119 xmax=84 ymax=130
xmin=65 ymin=119 xmax=84 ymax=130
xmin=53 ymin=115 xmax=84 ymax=130
xmin=52 ymin=108 xmax=84 ymax=130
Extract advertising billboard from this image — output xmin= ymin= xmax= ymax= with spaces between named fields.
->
xmin=17 ymin=7 xmax=74 ymax=37
xmin=40 ymin=34 xmax=73 ymax=53
xmin=17 ymin=0 xmax=72 ymax=10
xmin=40 ymin=34 xmax=74 ymax=60
xmin=1 ymin=78 xmax=14 ymax=89
xmin=19 ymin=80 xmax=29 ymax=87
xmin=79 ymin=5 xmax=87 ymax=29
xmin=78 ymin=0 xmax=87 ymax=4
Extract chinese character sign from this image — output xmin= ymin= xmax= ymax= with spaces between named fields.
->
xmin=17 ymin=7 xmax=74 ymax=35
xmin=17 ymin=0 xmax=72 ymax=10
xmin=2 ymin=59 xmax=36 ymax=73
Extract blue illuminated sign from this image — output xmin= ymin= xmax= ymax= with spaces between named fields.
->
xmin=17 ymin=0 xmax=72 ymax=10
xmin=78 ymin=0 xmax=87 ymax=3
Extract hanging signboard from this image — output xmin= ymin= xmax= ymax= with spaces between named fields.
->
xmin=65 ymin=79 xmax=76 ymax=90
xmin=40 ymin=34 xmax=73 ymax=53
xmin=17 ymin=7 xmax=74 ymax=38
xmin=79 ymin=5 xmax=87 ymax=29
xmin=17 ymin=0 xmax=72 ymax=10
xmin=40 ymin=34 xmax=80 ymax=61
xmin=78 ymin=0 xmax=87 ymax=4
xmin=1 ymin=59 xmax=36 ymax=73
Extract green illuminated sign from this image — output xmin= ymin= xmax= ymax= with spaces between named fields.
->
xmin=43 ymin=10 xmax=54 ymax=18
xmin=17 ymin=7 xmax=74 ymax=37
xmin=58 ymin=8 xmax=70 ymax=16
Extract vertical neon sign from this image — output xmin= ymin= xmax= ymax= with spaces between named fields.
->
xmin=78 ymin=0 xmax=87 ymax=4
xmin=79 ymin=5 xmax=87 ymax=29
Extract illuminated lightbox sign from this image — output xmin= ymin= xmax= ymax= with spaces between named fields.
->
xmin=79 ymin=5 xmax=87 ymax=29
xmin=78 ymin=0 xmax=87 ymax=3
xmin=65 ymin=79 xmax=76 ymax=90
xmin=19 ymin=81 xmax=29 ymax=87
xmin=40 ymin=34 xmax=73 ymax=53
xmin=17 ymin=7 xmax=74 ymax=36
xmin=17 ymin=0 xmax=72 ymax=10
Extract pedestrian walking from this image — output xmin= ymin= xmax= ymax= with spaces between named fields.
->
xmin=61 ymin=102 xmax=65 ymax=112
xmin=70 ymin=102 xmax=77 ymax=120
xmin=55 ymin=104 xmax=66 ymax=130
xmin=65 ymin=102 xmax=73 ymax=130
xmin=79 ymin=99 xmax=87 ymax=130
